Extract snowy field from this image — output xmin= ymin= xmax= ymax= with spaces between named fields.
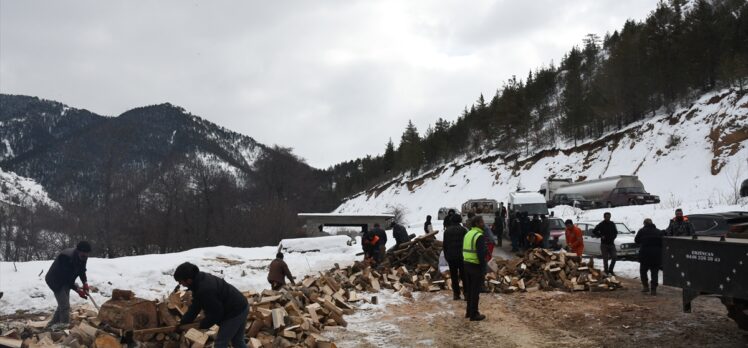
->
xmin=0 ymin=236 xmax=362 ymax=315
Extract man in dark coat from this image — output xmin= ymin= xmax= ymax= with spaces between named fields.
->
xmin=45 ymin=241 xmax=91 ymax=329
xmin=371 ymin=223 xmax=388 ymax=262
xmin=665 ymin=208 xmax=695 ymax=236
xmin=443 ymin=209 xmax=456 ymax=230
xmin=424 ymin=215 xmax=434 ymax=233
xmin=443 ymin=215 xmax=468 ymax=300
xmin=491 ymin=211 xmax=503 ymax=247
xmin=592 ymin=212 xmax=619 ymax=275
xmin=175 ymin=262 xmax=249 ymax=348
xmin=392 ymin=222 xmax=410 ymax=246
xmin=268 ymin=253 xmax=295 ymax=290
xmin=540 ymin=215 xmax=550 ymax=249
xmin=509 ymin=212 xmax=521 ymax=252
xmin=634 ymin=219 xmax=664 ymax=296
xmin=361 ymin=226 xmax=379 ymax=263
xmin=519 ymin=212 xmax=532 ymax=250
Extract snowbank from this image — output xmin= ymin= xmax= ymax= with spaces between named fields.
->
xmin=0 ymin=237 xmax=361 ymax=315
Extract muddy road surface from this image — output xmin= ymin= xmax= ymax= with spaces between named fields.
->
xmin=330 ymin=277 xmax=747 ymax=348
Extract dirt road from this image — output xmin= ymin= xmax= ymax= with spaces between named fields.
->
xmin=330 ymin=277 xmax=747 ymax=347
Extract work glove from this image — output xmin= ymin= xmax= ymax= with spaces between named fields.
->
xmin=75 ymin=288 xmax=88 ymax=299
xmin=82 ymin=283 xmax=90 ymax=292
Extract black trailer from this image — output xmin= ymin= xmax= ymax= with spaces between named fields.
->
xmin=662 ymin=236 xmax=748 ymax=330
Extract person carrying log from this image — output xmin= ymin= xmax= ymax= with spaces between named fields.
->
xmin=462 ymin=216 xmax=488 ymax=321
xmin=564 ymin=219 xmax=584 ymax=256
xmin=45 ymin=241 xmax=92 ymax=330
xmin=268 ymin=252 xmax=295 ymax=290
xmin=174 ymin=262 xmax=249 ymax=348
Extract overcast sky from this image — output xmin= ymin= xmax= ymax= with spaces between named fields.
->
xmin=0 ymin=0 xmax=657 ymax=168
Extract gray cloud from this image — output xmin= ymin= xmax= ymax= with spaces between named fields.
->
xmin=0 ymin=0 xmax=657 ymax=168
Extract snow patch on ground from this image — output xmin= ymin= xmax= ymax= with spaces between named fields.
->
xmin=0 ymin=236 xmax=360 ymax=315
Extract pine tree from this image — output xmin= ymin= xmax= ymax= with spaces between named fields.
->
xmin=382 ymin=138 xmax=395 ymax=174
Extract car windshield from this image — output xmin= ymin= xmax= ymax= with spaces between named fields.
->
xmin=514 ymin=203 xmax=549 ymax=215
xmin=549 ymin=219 xmax=565 ymax=229
xmin=615 ymin=223 xmax=633 ymax=233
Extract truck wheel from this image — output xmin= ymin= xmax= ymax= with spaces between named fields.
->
xmin=724 ymin=301 xmax=748 ymax=331
xmin=628 ymin=198 xmax=637 ymax=206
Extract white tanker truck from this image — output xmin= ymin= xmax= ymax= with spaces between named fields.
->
xmin=540 ymin=175 xmax=660 ymax=208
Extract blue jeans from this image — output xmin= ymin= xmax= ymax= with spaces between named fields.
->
xmin=215 ymin=305 xmax=249 ymax=348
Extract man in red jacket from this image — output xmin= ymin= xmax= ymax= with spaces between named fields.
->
xmin=564 ymin=219 xmax=584 ymax=256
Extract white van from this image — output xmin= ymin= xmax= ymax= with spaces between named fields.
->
xmin=508 ymin=191 xmax=549 ymax=217
xmin=461 ymin=199 xmax=499 ymax=224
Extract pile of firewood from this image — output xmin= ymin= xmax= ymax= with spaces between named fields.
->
xmin=382 ymin=230 xmax=442 ymax=269
xmin=480 ymin=248 xmax=624 ymax=293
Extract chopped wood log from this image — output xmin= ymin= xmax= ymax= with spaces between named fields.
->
xmin=271 ymin=308 xmax=288 ymax=330
xmin=0 ymin=337 xmax=22 ymax=348
xmin=184 ymin=328 xmax=209 ymax=348
xmin=158 ymin=302 xmax=179 ymax=327
xmin=111 ymin=289 xmax=135 ymax=301
xmin=248 ymin=337 xmax=263 ymax=348
xmin=93 ymin=334 xmax=120 ymax=348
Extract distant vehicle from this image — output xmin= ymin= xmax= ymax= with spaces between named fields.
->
xmin=539 ymin=178 xmax=573 ymax=200
xmin=687 ymin=212 xmax=748 ymax=238
xmin=507 ymin=191 xmax=549 ymax=217
xmin=461 ymin=199 xmax=499 ymax=225
xmin=541 ymin=175 xmax=659 ymax=208
xmin=741 ymin=179 xmax=748 ymax=197
xmin=547 ymin=217 xmax=566 ymax=249
xmin=437 ymin=207 xmax=459 ymax=221
xmin=548 ymin=193 xmax=596 ymax=210
xmin=558 ymin=220 xmax=639 ymax=259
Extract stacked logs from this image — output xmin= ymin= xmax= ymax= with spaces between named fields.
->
xmin=481 ymin=248 xmax=624 ymax=293
xmin=382 ymin=230 xmax=442 ymax=269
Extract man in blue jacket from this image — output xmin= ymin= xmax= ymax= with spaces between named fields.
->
xmin=174 ymin=262 xmax=249 ymax=348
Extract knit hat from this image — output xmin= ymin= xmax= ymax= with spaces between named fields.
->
xmin=76 ymin=241 xmax=92 ymax=253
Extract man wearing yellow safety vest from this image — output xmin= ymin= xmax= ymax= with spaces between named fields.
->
xmin=462 ymin=215 xmax=488 ymax=321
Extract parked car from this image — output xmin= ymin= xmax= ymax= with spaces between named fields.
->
xmin=548 ymin=217 xmax=566 ymax=250
xmin=687 ymin=212 xmax=748 ymax=238
xmin=559 ymin=220 xmax=639 ymax=259
xmin=741 ymin=179 xmax=748 ymax=197
xmin=548 ymin=193 xmax=596 ymax=210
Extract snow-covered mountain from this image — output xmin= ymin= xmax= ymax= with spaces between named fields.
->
xmin=335 ymin=88 xmax=748 ymax=226
xmin=0 ymin=95 xmax=266 ymax=206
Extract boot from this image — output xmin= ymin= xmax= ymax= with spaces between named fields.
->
xmin=650 ymin=287 xmax=657 ymax=296
xmin=641 ymin=283 xmax=649 ymax=293
xmin=470 ymin=313 xmax=486 ymax=321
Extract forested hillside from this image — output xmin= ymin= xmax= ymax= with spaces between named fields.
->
xmin=0 ymin=96 xmax=338 ymax=260
xmin=328 ymin=0 xmax=748 ymax=197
